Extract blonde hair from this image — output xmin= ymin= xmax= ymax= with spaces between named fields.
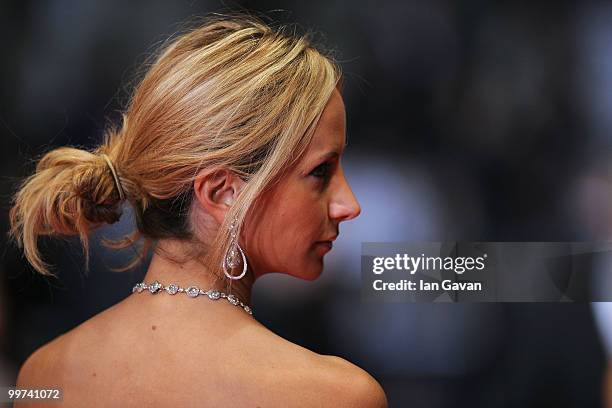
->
xmin=8 ymin=14 xmax=341 ymax=278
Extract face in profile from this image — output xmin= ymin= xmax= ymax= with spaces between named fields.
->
xmin=244 ymin=89 xmax=361 ymax=280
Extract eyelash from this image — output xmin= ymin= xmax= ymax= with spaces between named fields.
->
xmin=309 ymin=162 xmax=331 ymax=180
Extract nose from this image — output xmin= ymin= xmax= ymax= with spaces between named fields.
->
xmin=329 ymin=172 xmax=361 ymax=222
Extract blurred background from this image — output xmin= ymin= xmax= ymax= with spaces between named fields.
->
xmin=1 ymin=0 xmax=612 ymax=407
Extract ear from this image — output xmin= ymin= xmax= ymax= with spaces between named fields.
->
xmin=193 ymin=168 xmax=245 ymax=225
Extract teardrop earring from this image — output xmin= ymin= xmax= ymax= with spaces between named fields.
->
xmin=223 ymin=216 xmax=248 ymax=280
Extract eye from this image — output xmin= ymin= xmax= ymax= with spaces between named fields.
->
xmin=309 ymin=162 xmax=331 ymax=179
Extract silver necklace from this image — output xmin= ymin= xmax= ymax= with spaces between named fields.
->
xmin=132 ymin=280 xmax=253 ymax=315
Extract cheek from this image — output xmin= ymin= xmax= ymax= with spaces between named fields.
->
xmin=243 ymin=183 xmax=328 ymax=275
xmin=267 ymin=191 xmax=324 ymax=255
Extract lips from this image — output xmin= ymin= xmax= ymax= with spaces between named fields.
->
xmin=315 ymin=233 xmax=337 ymax=254
xmin=314 ymin=241 xmax=333 ymax=254
xmin=321 ymin=234 xmax=338 ymax=242
xmin=317 ymin=241 xmax=333 ymax=249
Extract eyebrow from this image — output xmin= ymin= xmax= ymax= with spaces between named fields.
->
xmin=308 ymin=132 xmax=348 ymax=165
xmin=315 ymin=151 xmax=340 ymax=163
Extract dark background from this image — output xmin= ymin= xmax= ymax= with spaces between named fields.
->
xmin=2 ymin=1 xmax=612 ymax=407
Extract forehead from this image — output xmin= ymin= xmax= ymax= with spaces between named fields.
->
xmin=306 ymin=89 xmax=346 ymax=154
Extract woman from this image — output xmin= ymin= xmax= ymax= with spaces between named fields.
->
xmin=8 ymin=14 xmax=388 ymax=407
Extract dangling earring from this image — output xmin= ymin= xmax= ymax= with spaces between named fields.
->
xmin=223 ymin=216 xmax=248 ymax=280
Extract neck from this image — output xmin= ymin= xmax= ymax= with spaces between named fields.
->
xmin=142 ymin=240 xmax=255 ymax=307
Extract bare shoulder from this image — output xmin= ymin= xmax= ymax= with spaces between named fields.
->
xmin=13 ymin=345 xmax=56 ymax=408
xmin=313 ymin=355 xmax=388 ymax=408
xmin=15 ymin=304 xmax=387 ymax=407
xmin=16 ymin=293 xmax=137 ymax=385
xmin=234 ymin=323 xmax=387 ymax=407
xmin=257 ymin=335 xmax=387 ymax=408
xmin=16 ymin=328 xmax=75 ymax=389
xmin=15 ymin=310 xmax=107 ymax=390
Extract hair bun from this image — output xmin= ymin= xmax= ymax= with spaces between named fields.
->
xmin=100 ymin=154 xmax=125 ymax=201
xmin=70 ymin=153 xmax=125 ymax=225
xmin=9 ymin=146 xmax=126 ymax=275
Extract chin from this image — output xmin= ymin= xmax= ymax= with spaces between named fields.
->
xmin=299 ymin=259 xmax=325 ymax=281
xmin=281 ymin=260 xmax=323 ymax=281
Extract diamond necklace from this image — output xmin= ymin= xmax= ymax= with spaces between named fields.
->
xmin=132 ymin=280 xmax=253 ymax=315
